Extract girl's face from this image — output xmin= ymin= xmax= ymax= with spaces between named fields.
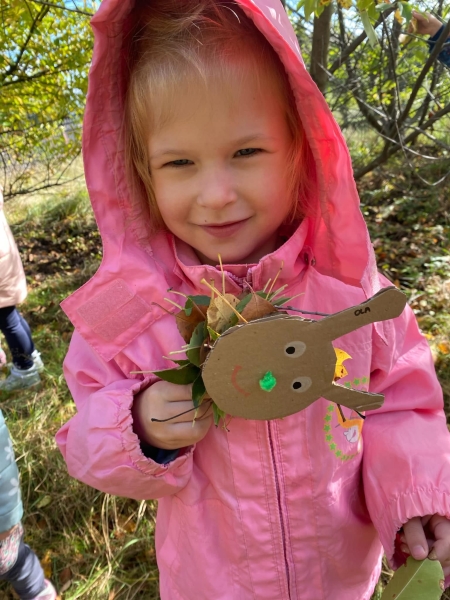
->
xmin=148 ymin=70 xmax=294 ymax=265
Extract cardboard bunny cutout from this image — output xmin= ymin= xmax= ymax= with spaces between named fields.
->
xmin=202 ymin=287 xmax=407 ymax=420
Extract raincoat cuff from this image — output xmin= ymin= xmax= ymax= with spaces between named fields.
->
xmin=376 ymin=487 xmax=450 ymax=571
xmin=118 ymin=376 xmax=194 ymax=476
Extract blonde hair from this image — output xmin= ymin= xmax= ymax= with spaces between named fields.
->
xmin=124 ymin=0 xmax=313 ymax=232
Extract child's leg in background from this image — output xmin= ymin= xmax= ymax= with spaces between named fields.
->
xmin=0 ymin=306 xmax=43 ymax=391
xmin=0 ymin=306 xmax=34 ymax=369
xmin=0 ymin=411 xmax=56 ymax=599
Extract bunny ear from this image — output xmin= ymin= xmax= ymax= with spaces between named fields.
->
xmin=314 ymin=287 xmax=407 ymax=341
xmin=326 ymin=382 xmax=384 ymax=412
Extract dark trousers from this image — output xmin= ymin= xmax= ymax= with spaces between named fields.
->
xmin=0 ymin=536 xmax=46 ymax=599
xmin=0 ymin=307 xmax=34 ymax=369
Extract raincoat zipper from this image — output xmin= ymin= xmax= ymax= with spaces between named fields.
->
xmin=267 ymin=421 xmax=292 ymax=599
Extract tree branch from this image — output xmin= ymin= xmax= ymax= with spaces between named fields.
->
xmin=3 ymin=174 xmax=85 ymax=200
xmin=396 ymin=19 xmax=450 ymax=129
xmin=354 ymin=101 xmax=450 ymax=179
xmin=1 ymin=4 xmax=48 ymax=83
xmin=329 ymin=8 xmax=395 ymax=75
xmin=28 ymin=0 xmax=93 ymax=16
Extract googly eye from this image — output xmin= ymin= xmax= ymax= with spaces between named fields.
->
xmin=284 ymin=341 xmax=306 ymax=358
xmin=291 ymin=377 xmax=312 ymax=393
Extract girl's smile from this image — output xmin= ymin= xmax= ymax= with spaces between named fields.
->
xmin=147 ymin=68 xmax=295 ymax=265
xmin=199 ymin=217 xmax=252 ymax=239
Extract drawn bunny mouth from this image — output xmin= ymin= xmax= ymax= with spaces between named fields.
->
xmin=231 ymin=366 xmax=251 ymax=397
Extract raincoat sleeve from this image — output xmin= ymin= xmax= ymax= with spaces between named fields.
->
xmin=427 ymin=24 xmax=450 ymax=67
xmin=362 ymin=295 xmax=450 ymax=569
xmin=56 ymin=331 xmax=194 ymax=500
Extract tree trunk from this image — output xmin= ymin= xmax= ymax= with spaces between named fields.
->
xmin=309 ymin=3 xmax=333 ymax=94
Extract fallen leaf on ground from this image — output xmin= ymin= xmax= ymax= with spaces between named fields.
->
xmin=437 ymin=342 xmax=450 ymax=355
xmin=41 ymin=550 xmax=52 ymax=579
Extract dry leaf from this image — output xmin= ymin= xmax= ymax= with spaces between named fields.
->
xmin=117 ymin=515 xmax=136 ymax=533
xmin=59 ymin=566 xmax=72 ymax=585
xmin=41 ymin=550 xmax=52 ymax=579
xmin=37 ymin=495 xmax=52 ymax=509
xmin=175 ymin=305 xmax=208 ymax=343
xmin=437 ymin=342 xmax=450 ymax=355
xmin=240 ymin=294 xmax=277 ymax=321
xmin=207 ymin=294 xmax=239 ymax=332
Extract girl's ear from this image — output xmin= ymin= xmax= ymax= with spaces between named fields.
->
xmin=315 ymin=287 xmax=407 ymax=341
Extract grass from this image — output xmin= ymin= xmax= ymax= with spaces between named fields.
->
xmin=0 ymin=163 xmax=448 ymax=599
xmin=1 ymin=185 xmax=159 ymax=600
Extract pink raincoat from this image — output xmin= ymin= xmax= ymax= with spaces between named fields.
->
xmin=56 ymin=1 xmax=450 ymax=598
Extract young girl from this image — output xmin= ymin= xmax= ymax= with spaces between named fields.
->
xmin=57 ymin=1 xmax=450 ymax=598
xmin=0 ymin=189 xmax=43 ymax=392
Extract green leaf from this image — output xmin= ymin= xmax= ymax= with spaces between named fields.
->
xmin=171 ymin=359 xmax=191 ymax=366
xmin=153 ymin=364 xmax=200 ymax=385
xmin=304 ymin=0 xmax=317 ymax=21
xmin=381 ymin=557 xmax=444 ymax=600
xmin=360 ymin=10 xmax=378 ymax=47
xmin=400 ymin=2 xmax=413 ymax=23
xmin=235 ymin=294 xmax=254 ymax=313
xmin=192 ymin=376 xmax=206 ymax=408
xmin=186 ymin=322 xmax=206 ymax=367
xmin=375 ymin=3 xmax=392 ymax=12
xmin=357 ymin=0 xmax=372 ymax=12
xmin=212 ymin=403 xmax=226 ymax=426
xmin=207 ymin=326 xmax=220 ymax=341
xmin=273 ymin=297 xmax=291 ymax=306
xmin=185 ymin=295 xmax=211 ymax=316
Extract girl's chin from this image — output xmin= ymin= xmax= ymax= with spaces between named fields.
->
xmin=195 ymin=244 xmax=273 ymax=266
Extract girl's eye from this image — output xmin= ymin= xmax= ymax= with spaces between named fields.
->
xmin=166 ymin=159 xmax=192 ymax=168
xmin=236 ymin=148 xmax=260 ymax=157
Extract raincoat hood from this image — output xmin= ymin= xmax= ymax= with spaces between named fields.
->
xmin=62 ymin=0 xmax=380 ymax=360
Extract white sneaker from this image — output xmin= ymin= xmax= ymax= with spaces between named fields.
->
xmin=0 ymin=364 xmax=41 ymax=391
xmin=31 ymin=579 xmax=57 ymax=600
xmin=31 ymin=349 xmax=44 ymax=372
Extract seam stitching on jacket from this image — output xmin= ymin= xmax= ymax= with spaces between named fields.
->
xmin=256 ymin=422 xmax=285 ymax=598
xmin=275 ymin=422 xmax=299 ymax=598
xmin=304 ymin=409 xmax=327 ymax=599
xmin=225 ymin=428 xmax=256 ymax=598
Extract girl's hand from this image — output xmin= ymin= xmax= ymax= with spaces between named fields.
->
xmin=400 ymin=515 xmax=450 ymax=577
xmin=411 ymin=12 xmax=443 ymax=38
xmin=132 ymin=380 xmax=213 ymax=450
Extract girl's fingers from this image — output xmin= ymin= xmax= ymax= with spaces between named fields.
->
xmin=428 ymin=516 xmax=450 ymax=565
xmin=167 ymin=416 xmax=213 ymax=445
xmin=403 ymin=518 xmax=429 ymax=560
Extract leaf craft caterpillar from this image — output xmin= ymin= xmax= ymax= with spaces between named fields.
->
xmin=149 ymin=286 xmax=407 ymax=423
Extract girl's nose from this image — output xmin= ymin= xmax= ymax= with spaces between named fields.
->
xmin=197 ymin=167 xmax=238 ymax=210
